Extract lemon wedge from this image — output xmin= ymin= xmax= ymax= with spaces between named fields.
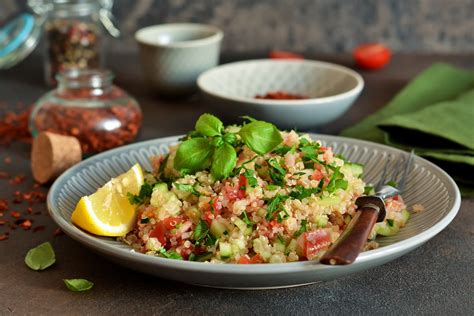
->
xmin=71 ymin=163 xmax=144 ymax=236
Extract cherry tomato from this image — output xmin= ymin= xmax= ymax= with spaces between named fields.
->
xmin=296 ymin=229 xmax=332 ymax=260
xmin=353 ymin=44 xmax=391 ymax=70
xmin=269 ymin=50 xmax=304 ymax=60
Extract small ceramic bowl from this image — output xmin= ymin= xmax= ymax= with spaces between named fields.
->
xmin=197 ymin=59 xmax=364 ymax=130
xmin=135 ymin=23 xmax=223 ymax=96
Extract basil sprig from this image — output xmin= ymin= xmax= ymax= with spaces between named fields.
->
xmin=174 ymin=114 xmax=282 ymax=180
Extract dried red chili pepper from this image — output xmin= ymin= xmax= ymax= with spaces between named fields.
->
xmin=255 ymin=91 xmax=309 ymax=100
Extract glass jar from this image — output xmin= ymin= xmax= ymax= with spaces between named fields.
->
xmin=30 ymin=69 xmax=142 ymax=154
xmin=42 ymin=0 xmax=103 ymax=85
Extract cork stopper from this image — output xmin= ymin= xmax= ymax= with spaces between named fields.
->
xmin=31 ymin=132 xmax=82 ymax=184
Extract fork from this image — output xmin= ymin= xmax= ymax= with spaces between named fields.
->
xmin=320 ymin=150 xmax=415 ymax=265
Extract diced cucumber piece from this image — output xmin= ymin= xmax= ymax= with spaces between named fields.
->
xmin=244 ymin=227 xmax=253 ymax=236
xmin=349 ymin=163 xmax=364 ymax=178
xmin=286 ymin=239 xmax=298 ymax=253
xmin=273 ymin=240 xmax=286 ymax=253
xmin=219 ymin=242 xmax=232 ymax=258
xmin=210 ymin=220 xmax=227 ymax=237
xmin=375 ymin=222 xmax=400 ymax=236
xmin=252 ymin=238 xmax=271 ymax=260
xmin=269 ymin=253 xmax=286 ymax=263
xmin=153 ymin=183 xmax=168 ymax=192
xmin=314 ymin=215 xmax=328 ymax=228
xmin=400 ymin=209 xmax=411 ymax=225
xmin=316 ymin=195 xmax=342 ymax=207
xmin=233 ymin=218 xmax=247 ymax=232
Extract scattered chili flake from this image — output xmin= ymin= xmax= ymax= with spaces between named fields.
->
xmin=0 ymin=220 xmax=7 ymax=225
xmin=0 ymin=108 xmax=32 ymax=146
xmin=33 ymin=225 xmax=46 ymax=232
xmin=9 ymin=224 xmax=17 ymax=230
xmin=17 ymin=219 xmax=32 ymax=230
xmin=33 ymin=183 xmax=41 ymax=189
xmin=10 ymin=211 xmax=21 ymax=218
xmin=9 ymin=174 xmax=26 ymax=185
xmin=0 ymin=199 xmax=7 ymax=211
xmin=0 ymin=234 xmax=8 ymax=241
xmin=0 ymin=171 xmax=10 ymax=179
xmin=12 ymin=191 xmax=22 ymax=204
xmin=54 ymin=228 xmax=64 ymax=236
xmin=4 ymin=157 xmax=12 ymax=164
xmin=255 ymin=91 xmax=309 ymax=100
xmin=27 ymin=207 xmax=33 ymax=214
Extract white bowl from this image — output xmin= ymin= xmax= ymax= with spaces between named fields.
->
xmin=197 ymin=59 xmax=364 ymax=130
xmin=135 ymin=23 xmax=223 ymax=96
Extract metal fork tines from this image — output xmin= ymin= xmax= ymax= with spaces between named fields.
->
xmin=376 ymin=150 xmax=415 ymax=199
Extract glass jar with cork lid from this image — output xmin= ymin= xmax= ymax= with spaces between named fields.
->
xmin=29 ymin=68 xmax=142 ymax=154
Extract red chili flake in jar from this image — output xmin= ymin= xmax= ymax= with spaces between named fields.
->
xmin=0 ymin=234 xmax=8 ymax=241
xmin=31 ymin=69 xmax=142 ymax=154
xmin=255 ymin=91 xmax=308 ymax=100
xmin=10 ymin=211 xmax=21 ymax=218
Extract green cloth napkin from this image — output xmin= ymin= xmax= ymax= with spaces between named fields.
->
xmin=341 ymin=63 xmax=474 ymax=196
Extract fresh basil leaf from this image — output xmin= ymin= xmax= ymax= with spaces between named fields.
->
xmin=210 ymin=136 xmax=224 ymax=148
xmin=25 ymin=242 xmax=56 ymax=271
xmin=195 ymin=113 xmax=224 ymax=137
xmin=174 ymin=137 xmax=213 ymax=173
xmin=63 ymin=279 xmax=94 ymax=292
xmin=211 ymin=143 xmax=237 ymax=180
xmin=223 ymin=133 xmax=238 ymax=146
xmin=240 ymin=115 xmax=257 ymax=122
xmin=239 ymin=121 xmax=282 ymax=155
xmin=173 ymin=183 xmax=200 ymax=196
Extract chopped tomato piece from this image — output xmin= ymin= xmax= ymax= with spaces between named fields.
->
xmin=149 ymin=222 xmax=167 ymax=245
xmin=250 ymin=254 xmax=264 ymax=264
xmin=296 ymin=229 xmax=331 ymax=260
xmin=237 ymin=255 xmax=251 ymax=264
xmin=237 ymin=175 xmax=247 ymax=199
xmin=353 ymin=43 xmax=391 ymax=70
xmin=269 ymin=50 xmax=304 ymax=60
xmin=161 ymin=216 xmax=183 ymax=230
xmin=311 ymin=169 xmax=323 ymax=181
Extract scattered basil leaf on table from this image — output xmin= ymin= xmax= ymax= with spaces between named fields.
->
xmin=63 ymin=279 xmax=94 ymax=292
xmin=195 ymin=113 xmax=224 ymax=137
xmin=174 ymin=137 xmax=213 ymax=173
xmin=25 ymin=242 xmax=56 ymax=271
xmin=211 ymin=143 xmax=237 ymax=180
xmin=239 ymin=121 xmax=283 ymax=155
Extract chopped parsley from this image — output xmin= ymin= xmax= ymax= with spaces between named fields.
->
xmin=127 ymin=182 xmax=154 ymax=205
xmin=289 ymin=185 xmax=320 ymax=200
xmin=243 ymin=168 xmax=258 ymax=187
xmin=293 ymin=219 xmax=308 ymax=238
xmin=266 ymin=194 xmax=289 ymax=220
xmin=268 ymin=158 xmax=286 ymax=185
xmin=241 ymin=211 xmax=254 ymax=226
xmin=158 ymin=248 xmax=183 ymax=260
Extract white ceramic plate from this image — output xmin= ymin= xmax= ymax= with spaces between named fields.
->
xmin=47 ymin=135 xmax=461 ymax=289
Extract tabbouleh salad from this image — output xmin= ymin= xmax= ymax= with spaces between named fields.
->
xmin=122 ymin=114 xmax=410 ymax=263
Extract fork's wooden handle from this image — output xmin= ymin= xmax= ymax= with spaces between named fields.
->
xmin=320 ymin=207 xmax=378 ymax=265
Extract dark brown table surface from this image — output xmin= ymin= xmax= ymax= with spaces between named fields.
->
xmin=0 ymin=53 xmax=473 ymax=315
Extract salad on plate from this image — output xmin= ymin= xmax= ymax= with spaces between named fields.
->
xmin=71 ymin=114 xmax=410 ymax=264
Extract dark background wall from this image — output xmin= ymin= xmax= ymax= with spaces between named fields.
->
xmin=2 ymin=0 xmax=474 ymax=54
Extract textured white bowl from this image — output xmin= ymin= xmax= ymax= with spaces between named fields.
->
xmin=135 ymin=23 xmax=223 ymax=96
xmin=198 ymin=59 xmax=364 ymax=130
xmin=47 ymin=134 xmax=460 ymax=289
